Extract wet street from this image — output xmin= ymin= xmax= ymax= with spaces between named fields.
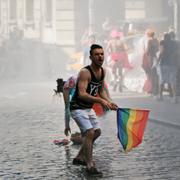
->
xmin=0 ymin=82 xmax=180 ymax=180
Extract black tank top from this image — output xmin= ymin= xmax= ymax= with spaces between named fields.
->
xmin=70 ymin=66 xmax=104 ymax=110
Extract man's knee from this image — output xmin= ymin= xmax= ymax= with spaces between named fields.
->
xmin=85 ymin=128 xmax=95 ymax=139
xmin=94 ymin=129 xmax=101 ymax=138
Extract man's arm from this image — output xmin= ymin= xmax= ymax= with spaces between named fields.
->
xmin=98 ymin=69 xmax=118 ymax=110
xmin=98 ymin=80 xmax=118 ymax=110
xmin=63 ymin=88 xmax=70 ymax=108
xmin=63 ymin=88 xmax=71 ymax=136
xmin=98 ymin=80 xmax=111 ymax=102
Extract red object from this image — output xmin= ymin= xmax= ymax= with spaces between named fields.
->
xmin=92 ymin=83 xmax=110 ymax=117
xmin=93 ymin=103 xmax=105 ymax=117
xmin=111 ymin=52 xmax=132 ymax=69
xmin=53 ymin=139 xmax=69 ymax=145
xmin=110 ymin=30 xmax=123 ymax=38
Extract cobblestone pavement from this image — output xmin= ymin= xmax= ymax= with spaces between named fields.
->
xmin=0 ymin=82 xmax=180 ymax=180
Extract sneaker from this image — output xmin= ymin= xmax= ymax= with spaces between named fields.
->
xmin=86 ymin=167 xmax=103 ymax=176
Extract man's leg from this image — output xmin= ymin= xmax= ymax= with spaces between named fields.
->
xmin=73 ymin=137 xmax=85 ymax=162
xmin=93 ymin=129 xmax=101 ymax=143
xmin=84 ymin=128 xmax=103 ymax=175
xmin=74 ymin=128 xmax=101 ymax=162
xmin=82 ymin=129 xmax=95 ymax=169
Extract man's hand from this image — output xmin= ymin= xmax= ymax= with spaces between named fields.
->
xmin=100 ymin=99 xmax=118 ymax=110
xmin=64 ymin=128 xmax=71 ymax=136
xmin=109 ymin=102 xmax=118 ymax=110
xmin=100 ymin=99 xmax=112 ymax=109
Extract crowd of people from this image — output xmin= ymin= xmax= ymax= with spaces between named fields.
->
xmin=50 ymin=18 xmax=180 ymax=177
xmin=78 ymin=20 xmax=180 ymax=103
xmin=141 ymin=29 xmax=180 ymax=103
xmin=80 ymin=22 xmax=134 ymax=93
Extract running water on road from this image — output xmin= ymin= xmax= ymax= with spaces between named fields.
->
xmin=0 ymin=82 xmax=180 ymax=179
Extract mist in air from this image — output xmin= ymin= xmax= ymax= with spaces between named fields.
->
xmin=0 ymin=0 xmax=179 ymax=114
xmin=0 ymin=1 xmax=180 ymax=179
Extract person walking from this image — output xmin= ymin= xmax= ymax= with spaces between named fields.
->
xmin=64 ymin=44 xmax=118 ymax=175
xmin=106 ymin=30 xmax=130 ymax=92
xmin=158 ymin=33 xmax=178 ymax=102
xmin=142 ymin=30 xmax=159 ymax=95
xmin=146 ymin=31 xmax=159 ymax=96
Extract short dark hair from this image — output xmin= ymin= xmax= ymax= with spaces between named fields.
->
xmin=90 ymin=44 xmax=103 ymax=55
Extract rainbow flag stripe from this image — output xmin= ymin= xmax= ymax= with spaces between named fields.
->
xmin=117 ymin=108 xmax=150 ymax=152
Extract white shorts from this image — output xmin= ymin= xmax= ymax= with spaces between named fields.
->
xmin=70 ymin=109 xmax=100 ymax=134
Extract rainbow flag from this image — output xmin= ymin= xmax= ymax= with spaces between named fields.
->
xmin=117 ymin=108 xmax=150 ymax=152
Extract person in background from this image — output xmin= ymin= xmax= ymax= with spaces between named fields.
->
xmin=157 ymin=33 xmax=178 ymax=103
xmin=146 ymin=31 xmax=159 ymax=97
xmin=142 ymin=29 xmax=159 ymax=95
xmin=63 ymin=76 xmax=77 ymax=134
xmin=106 ymin=29 xmax=131 ymax=92
xmin=65 ymin=44 xmax=118 ymax=175
xmin=169 ymin=31 xmax=180 ymax=99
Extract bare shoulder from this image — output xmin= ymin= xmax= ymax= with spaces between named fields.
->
xmin=78 ymin=68 xmax=91 ymax=80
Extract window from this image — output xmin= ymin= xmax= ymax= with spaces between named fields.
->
xmin=9 ymin=0 xmax=17 ymax=20
xmin=45 ymin=0 xmax=52 ymax=23
xmin=26 ymin=0 xmax=34 ymax=21
xmin=125 ymin=0 xmax=146 ymax=19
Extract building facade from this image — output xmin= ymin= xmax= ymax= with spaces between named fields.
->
xmin=0 ymin=0 xmax=177 ymax=55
